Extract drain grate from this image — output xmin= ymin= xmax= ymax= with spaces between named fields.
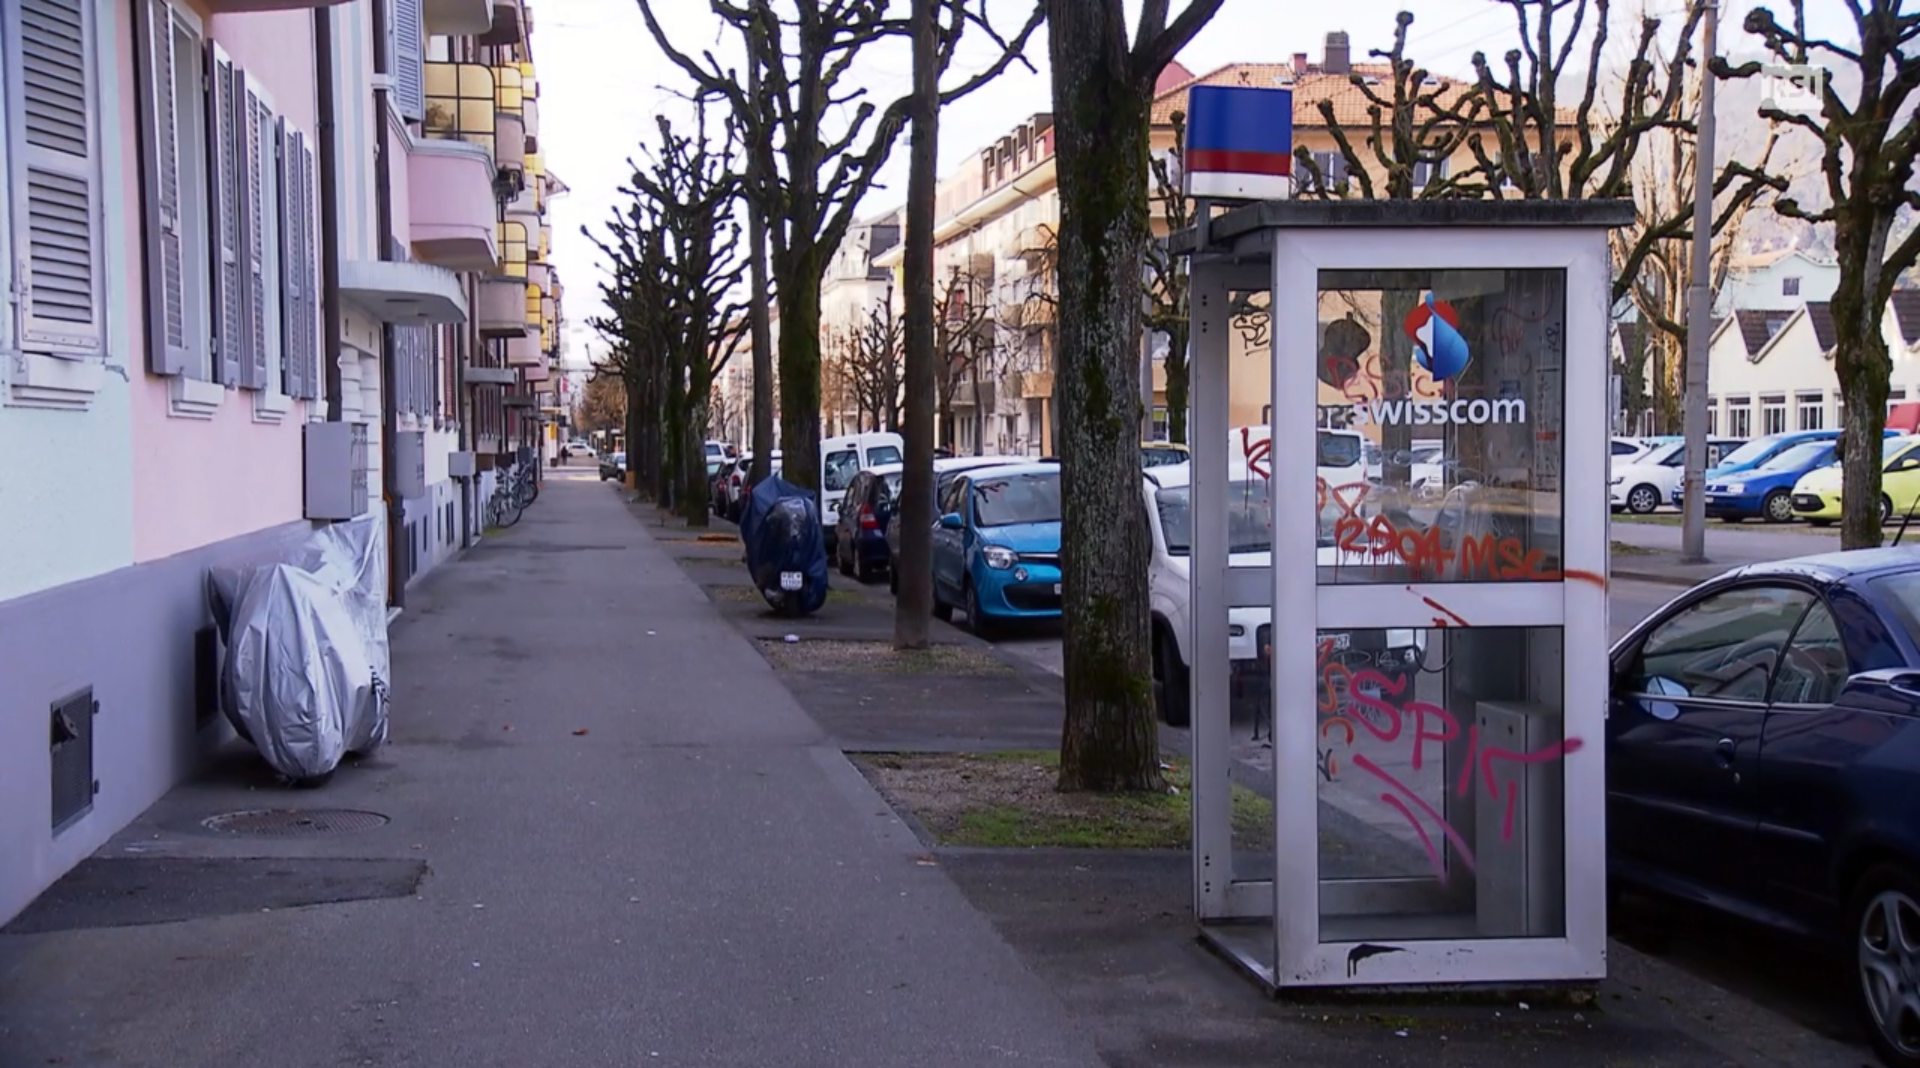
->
xmin=201 ymin=809 xmax=390 ymax=836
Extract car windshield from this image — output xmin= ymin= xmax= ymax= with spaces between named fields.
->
xmin=612 ymin=453 xmax=625 ymax=464
xmin=1155 ymin=480 xmax=1271 ymax=555
xmin=1888 ymin=438 xmax=1915 ymax=463
xmin=1758 ymin=442 xmax=1832 ymax=471
xmin=1870 ymin=571 xmax=1920 ymax=649
xmin=823 ymin=450 xmax=860 ymax=491
xmin=1318 ymin=432 xmax=1362 ymax=468
xmin=1715 ymin=437 xmax=1779 ymax=468
xmin=866 ymin=445 xmax=902 ymax=467
xmin=1640 ymin=441 xmax=1683 ymax=466
xmin=972 ymin=472 xmax=1061 ymax=526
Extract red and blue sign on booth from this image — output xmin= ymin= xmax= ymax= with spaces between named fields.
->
xmin=1181 ymin=84 xmax=1294 ymax=200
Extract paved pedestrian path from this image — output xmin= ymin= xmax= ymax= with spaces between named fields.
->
xmin=0 ymin=480 xmax=1102 ymax=1067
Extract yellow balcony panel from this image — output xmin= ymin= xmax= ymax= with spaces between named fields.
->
xmin=495 ymin=220 xmax=528 ymax=280
xmin=524 ymin=284 xmax=541 ymax=326
xmin=407 ymin=139 xmax=498 ymax=271
xmin=424 ymin=62 xmax=497 ymax=161
xmin=526 ymin=151 xmax=544 ymax=179
xmin=493 ymin=62 xmax=523 ymax=114
xmin=479 ymin=0 xmax=526 ymax=47
xmin=477 ymin=277 xmax=529 ymax=338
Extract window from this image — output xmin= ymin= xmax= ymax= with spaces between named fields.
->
xmin=1707 ymin=403 xmax=1718 ymax=435
xmin=5 ymin=0 xmax=108 ymax=372
xmin=1309 ymin=150 xmax=1348 ymax=193
xmin=1771 ymin=601 xmax=1848 ymax=706
xmin=1150 ymin=406 xmax=1169 ymax=439
xmin=1629 ymin=585 xmax=1814 ymax=706
xmin=1892 ymin=389 xmax=1909 ymax=415
xmin=1761 ymin=393 xmax=1788 ymax=435
xmin=823 ymin=449 xmax=860 ymax=492
xmin=136 ymin=0 xmax=209 ymax=380
xmin=971 ymin=471 xmax=1061 ymax=526
xmin=1726 ymin=396 xmax=1752 ymax=438
xmin=1411 ymin=156 xmax=1449 ymax=188
xmin=1797 ymin=392 xmax=1825 ymax=430
xmin=1783 ymin=276 xmax=1801 ymax=297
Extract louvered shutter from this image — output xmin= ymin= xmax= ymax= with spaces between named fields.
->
xmin=278 ymin=120 xmax=310 ymax=401
xmin=206 ymin=43 xmax=242 ymax=386
xmin=389 ymin=0 xmax=424 ymax=121
xmin=237 ymin=78 xmax=270 ymax=390
xmin=6 ymin=0 xmax=106 ymax=359
xmin=296 ymin=133 xmax=318 ymax=399
xmin=139 ymin=0 xmax=188 ymax=375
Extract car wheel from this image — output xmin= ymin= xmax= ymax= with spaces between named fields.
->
xmin=854 ymin=553 xmax=874 ymax=584
xmin=965 ymin=581 xmax=996 ymax=639
xmin=837 ymin=539 xmax=853 ymax=576
xmin=1762 ymin=489 xmax=1795 ymax=524
xmin=1627 ymin=484 xmax=1660 ymax=514
xmin=1153 ymin=625 xmax=1191 ymax=728
xmin=1849 ymin=865 xmax=1920 ymax=1068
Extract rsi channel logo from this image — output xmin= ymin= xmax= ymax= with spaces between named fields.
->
xmin=1348 ymin=292 xmax=1528 ymax=427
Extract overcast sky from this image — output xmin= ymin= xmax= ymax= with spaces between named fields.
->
xmin=539 ymin=0 xmax=1854 ymax=367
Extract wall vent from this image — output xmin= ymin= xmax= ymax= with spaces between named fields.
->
xmin=50 ymin=688 xmax=99 ymax=832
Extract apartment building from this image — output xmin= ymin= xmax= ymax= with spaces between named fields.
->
xmin=0 ymin=0 xmax=564 ymax=926
xmin=1705 ymin=292 xmax=1920 ymax=438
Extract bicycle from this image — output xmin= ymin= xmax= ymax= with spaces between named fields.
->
xmin=485 ymin=464 xmax=536 ymax=529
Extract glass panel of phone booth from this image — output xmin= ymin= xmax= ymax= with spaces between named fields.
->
xmin=1308 ymin=268 xmax=1572 ymax=945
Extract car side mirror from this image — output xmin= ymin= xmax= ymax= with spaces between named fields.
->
xmin=939 ymin=512 xmax=964 ymax=530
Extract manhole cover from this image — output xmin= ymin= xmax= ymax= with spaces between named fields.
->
xmin=201 ymin=809 xmax=390 ymax=836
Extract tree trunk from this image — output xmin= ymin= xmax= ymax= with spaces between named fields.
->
xmin=747 ymin=67 xmax=776 ymax=486
xmin=894 ymin=0 xmax=938 ymax=649
xmin=775 ymin=252 xmax=824 ymax=490
xmin=624 ymin=370 xmax=646 ymax=498
xmin=683 ymin=396 xmax=711 ymax=525
xmin=1046 ymin=0 xmax=1161 ymax=793
xmin=1834 ymin=204 xmax=1896 ymax=549
xmin=1164 ymin=319 xmax=1190 ymax=444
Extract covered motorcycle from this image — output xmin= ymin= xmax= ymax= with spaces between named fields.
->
xmin=205 ymin=515 xmax=392 ymax=784
xmin=740 ymin=475 xmax=830 ymax=616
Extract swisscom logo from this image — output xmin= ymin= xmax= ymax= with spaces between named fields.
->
xmin=1348 ymin=292 xmax=1527 ymax=427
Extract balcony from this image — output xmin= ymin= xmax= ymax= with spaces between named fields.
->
xmin=505 ymin=334 xmax=543 ymax=366
xmin=478 ymin=0 xmax=525 ymax=46
xmin=522 ymin=96 xmax=539 ymax=155
xmin=407 ymin=139 xmax=498 ymax=271
xmin=477 ymin=277 xmax=528 ymax=338
xmin=463 ymin=364 xmax=515 ymax=385
xmin=339 ymin=260 xmax=467 ymax=324
xmin=526 ymin=262 xmax=551 ymax=295
xmin=522 ymin=361 xmax=551 ymax=384
xmin=424 ymin=0 xmax=492 ymax=36
xmin=424 ymin=62 xmax=496 ymax=162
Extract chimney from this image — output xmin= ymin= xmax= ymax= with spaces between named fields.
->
xmin=1324 ymin=31 xmax=1350 ymax=75
xmin=1292 ymin=52 xmax=1308 ymax=76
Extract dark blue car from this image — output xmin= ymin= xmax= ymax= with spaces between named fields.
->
xmin=1609 ymin=549 xmax=1920 ymax=1067
xmin=1704 ymin=439 xmax=1839 ymax=523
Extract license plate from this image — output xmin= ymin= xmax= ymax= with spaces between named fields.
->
xmin=1052 ymin=582 xmax=1062 ymax=595
xmin=779 ymin=571 xmax=803 ymax=590
xmin=1329 ymin=632 xmax=1351 ymax=651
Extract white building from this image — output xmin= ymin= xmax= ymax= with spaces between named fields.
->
xmin=1706 ymin=291 xmax=1920 ymax=437
xmin=1714 ymin=249 xmax=1842 ymax=315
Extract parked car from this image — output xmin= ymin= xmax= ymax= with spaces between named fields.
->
xmin=834 ymin=464 xmax=900 ymax=583
xmin=1610 ymin=437 xmax=1743 ymax=514
xmin=1706 ymin=439 xmax=1840 ymax=523
xmin=929 ymin=462 xmax=1062 ymax=636
xmin=883 ymin=456 xmax=1013 ymax=593
xmin=1142 ymin=462 xmax=1423 ymax=727
xmin=1793 ymin=436 xmax=1920 ymax=526
xmin=821 ymin=432 xmax=903 ymax=557
xmin=1613 ymin=436 xmax=1654 ymax=462
xmin=1674 ymin=429 xmax=1845 ymax=508
xmin=1142 ymin=441 xmax=1189 ymax=468
xmin=599 ymin=451 xmax=626 ymax=482
xmin=1607 ymin=548 xmax=1920 ymax=1068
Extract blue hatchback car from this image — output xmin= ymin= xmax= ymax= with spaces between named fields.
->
xmin=930 ymin=462 xmax=1061 ymax=636
xmin=1705 ymin=438 xmax=1841 ymax=523
xmin=1674 ymin=430 xmax=1838 ymax=509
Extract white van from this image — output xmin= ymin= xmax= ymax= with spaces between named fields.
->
xmin=821 ymin=432 xmax=904 ymax=553
xmin=1232 ymin=424 xmax=1368 ymax=492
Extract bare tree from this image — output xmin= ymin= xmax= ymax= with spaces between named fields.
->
xmin=897 ymin=0 xmax=941 ymax=649
xmin=934 ymin=266 xmax=997 ymax=453
xmin=846 ymin=298 xmax=903 ymax=431
xmin=1719 ymin=0 xmax=1920 ymax=550
xmin=1046 ymin=0 xmax=1226 ymax=793
xmin=636 ymin=0 xmax=1043 ymax=491
xmin=1145 ymin=112 xmax=1192 ymax=443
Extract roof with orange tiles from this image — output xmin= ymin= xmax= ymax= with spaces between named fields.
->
xmin=1151 ymin=60 xmax=1570 ymax=129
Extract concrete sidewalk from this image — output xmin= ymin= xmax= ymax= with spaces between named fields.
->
xmin=0 ymin=480 xmax=1102 ymax=1067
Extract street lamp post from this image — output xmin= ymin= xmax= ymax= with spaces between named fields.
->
xmin=1680 ymin=0 xmax=1718 ymax=564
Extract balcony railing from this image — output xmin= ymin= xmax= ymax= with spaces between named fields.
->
xmin=424 ymin=62 xmax=496 ymax=161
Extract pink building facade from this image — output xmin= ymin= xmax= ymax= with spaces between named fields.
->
xmin=0 ymin=0 xmax=567 ymax=925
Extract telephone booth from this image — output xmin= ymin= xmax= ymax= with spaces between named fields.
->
xmin=1177 ymin=197 xmax=1632 ymax=990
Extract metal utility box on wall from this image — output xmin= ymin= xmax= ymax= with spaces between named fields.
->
xmin=447 ymin=451 xmax=477 ymax=479
xmin=391 ymin=431 xmax=427 ymax=499
xmin=304 ymin=421 xmax=370 ymax=520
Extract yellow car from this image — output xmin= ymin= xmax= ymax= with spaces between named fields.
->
xmin=1790 ymin=436 xmax=1920 ymax=525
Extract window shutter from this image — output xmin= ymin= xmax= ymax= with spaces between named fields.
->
xmin=296 ymin=133 xmax=318 ymax=399
xmin=278 ymin=119 xmax=314 ymax=401
xmin=206 ymin=42 xmax=243 ymax=386
xmin=6 ymin=0 xmax=106 ymax=359
xmin=238 ymin=79 xmax=270 ymax=390
xmin=389 ymin=0 xmax=424 ymax=121
xmin=138 ymin=0 xmax=189 ymax=375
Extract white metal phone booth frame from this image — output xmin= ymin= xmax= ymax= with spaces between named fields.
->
xmin=1180 ymin=199 xmax=1634 ymax=990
